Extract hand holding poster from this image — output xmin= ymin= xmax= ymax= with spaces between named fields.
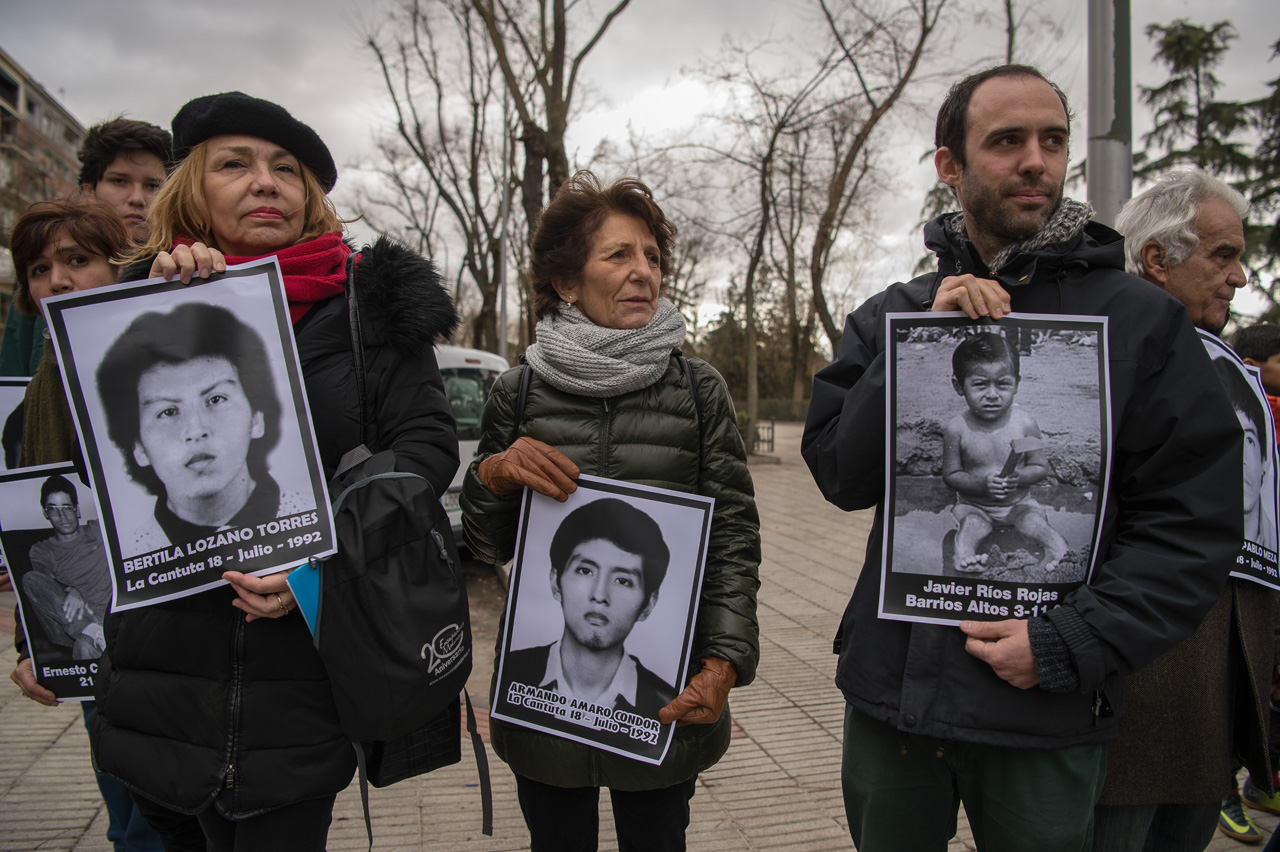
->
xmin=880 ymin=313 xmax=1111 ymax=625
xmin=490 ymin=475 xmax=713 ymax=765
xmin=0 ymin=463 xmax=107 ymax=700
xmin=42 ymin=258 xmax=336 ymax=610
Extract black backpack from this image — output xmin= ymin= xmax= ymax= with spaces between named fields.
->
xmin=302 ymin=253 xmax=491 ymax=843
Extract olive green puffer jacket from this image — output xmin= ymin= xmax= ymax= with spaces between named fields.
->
xmin=461 ymin=353 xmax=760 ymax=790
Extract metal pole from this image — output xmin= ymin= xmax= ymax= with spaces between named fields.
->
xmin=1086 ymin=0 xmax=1132 ymax=226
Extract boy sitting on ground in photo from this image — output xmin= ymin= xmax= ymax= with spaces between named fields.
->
xmin=941 ymin=331 xmax=1068 ymax=573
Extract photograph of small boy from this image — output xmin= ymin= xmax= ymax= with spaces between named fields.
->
xmin=883 ymin=314 xmax=1110 ymax=598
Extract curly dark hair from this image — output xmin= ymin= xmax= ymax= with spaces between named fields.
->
xmin=95 ymin=302 xmax=281 ymax=496
xmin=529 ymin=171 xmax=676 ymax=321
xmin=77 ymin=117 xmax=173 ymax=188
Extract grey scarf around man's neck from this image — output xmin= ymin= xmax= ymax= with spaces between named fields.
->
xmin=524 ymin=298 xmax=687 ymax=398
xmin=947 ymin=197 xmax=1094 ymax=275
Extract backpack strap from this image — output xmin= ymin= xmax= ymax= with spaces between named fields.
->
xmin=510 ymin=362 xmax=533 ymax=445
xmin=344 ymin=253 xmax=369 ymax=449
xmin=675 ymin=351 xmax=702 ymax=489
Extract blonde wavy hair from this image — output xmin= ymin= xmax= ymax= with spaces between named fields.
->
xmin=131 ymin=139 xmax=344 ymax=261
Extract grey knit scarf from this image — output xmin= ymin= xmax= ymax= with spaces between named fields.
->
xmin=947 ymin=197 xmax=1094 ymax=274
xmin=524 ymin=299 xmax=687 ymax=398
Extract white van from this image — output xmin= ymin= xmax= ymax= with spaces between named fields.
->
xmin=436 ymin=344 xmax=512 ymax=538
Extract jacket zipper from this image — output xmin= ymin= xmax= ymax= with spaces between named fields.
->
xmin=225 ymin=615 xmax=246 ymax=792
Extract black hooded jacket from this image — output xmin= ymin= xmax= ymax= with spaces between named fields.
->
xmin=802 ymin=215 xmax=1243 ymax=748
xmin=90 ymin=237 xmax=460 ymax=817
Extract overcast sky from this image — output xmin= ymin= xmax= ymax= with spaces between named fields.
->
xmin=0 ymin=0 xmax=1274 ymax=316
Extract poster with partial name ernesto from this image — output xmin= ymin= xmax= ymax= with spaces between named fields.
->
xmin=490 ymin=475 xmax=713 ymax=765
xmin=0 ymin=463 xmax=105 ymax=700
xmin=880 ymin=313 xmax=1112 ymax=626
xmin=1200 ymin=331 xmax=1280 ymax=590
xmin=42 ymin=258 xmax=335 ymax=611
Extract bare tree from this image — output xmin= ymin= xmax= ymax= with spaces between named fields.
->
xmin=812 ymin=0 xmax=948 ymax=352
xmin=366 ymin=0 xmax=519 ymax=350
xmin=470 ymin=0 xmax=631 ymax=245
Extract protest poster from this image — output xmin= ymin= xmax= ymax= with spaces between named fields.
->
xmin=1200 ymin=331 xmax=1280 ymax=589
xmin=490 ymin=475 xmax=713 ymax=765
xmin=42 ymin=258 xmax=335 ymax=610
xmin=0 ymin=463 xmax=106 ymax=700
xmin=0 ymin=377 xmax=29 ymax=470
xmin=880 ymin=313 xmax=1111 ymax=626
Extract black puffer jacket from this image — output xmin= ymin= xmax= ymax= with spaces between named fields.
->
xmin=461 ymin=355 xmax=760 ymax=790
xmin=803 ymin=216 xmax=1242 ymax=748
xmin=90 ymin=237 xmax=459 ymax=817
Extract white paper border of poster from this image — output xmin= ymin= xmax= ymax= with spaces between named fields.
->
xmin=0 ymin=462 xmax=103 ymax=701
xmin=489 ymin=474 xmax=713 ymax=765
xmin=1199 ymin=330 xmax=1280 ymax=590
xmin=878 ymin=312 xmax=1112 ymax=626
xmin=42 ymin=258 xmax=336 ymax=610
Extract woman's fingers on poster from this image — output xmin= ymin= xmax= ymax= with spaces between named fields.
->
xmin=933 ymin=275 xmax=1011 ymax=320
xmin=478 ymin=437 xmax=580 ymax=501
xmin=960 ymin=619 xmax=1039 ymax=689
xmin=147 ymin=243 xmax=227 ymax=284
xmin=10 ymin=657 xmax=59 ymax=706
xmin=658 ymin=657 xmax=738 ymax=726
xmin=224 ymin=570 xmax=294 ymax=622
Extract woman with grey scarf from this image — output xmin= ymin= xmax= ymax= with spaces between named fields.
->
xmin=461 ymin=172 xmax=760 ymax=852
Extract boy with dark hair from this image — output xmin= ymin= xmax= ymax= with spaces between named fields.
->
xmin=942 ymin=331 xmax=1068 ymax=572
xmin=78 ymin=118 xmax=172 ymax=244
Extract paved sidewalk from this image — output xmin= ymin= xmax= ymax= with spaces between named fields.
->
xmin=1 ymin=422 xmax=1275 ymax=850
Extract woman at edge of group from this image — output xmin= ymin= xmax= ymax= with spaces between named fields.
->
xmin=460 ymin=171 xmax=761 ymax=852
xmin=88 ymin=91 xmax=460 ymax=852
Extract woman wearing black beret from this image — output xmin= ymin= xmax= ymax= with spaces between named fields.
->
xmin=88 ymin=92 xmax=460 ymax=852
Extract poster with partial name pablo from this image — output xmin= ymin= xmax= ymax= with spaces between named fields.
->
xmin=879 ymin=313 xmax=1112 ymax=626
xmin=489 ymin=475 xmax=713 ymax=765
xmin=1199 ymin=331 xmax=1280 ymax=590
xmin=42 ymin=257 xmax=335 ymax=611
xmin=0 ymin=463 xmax=106 ymax=700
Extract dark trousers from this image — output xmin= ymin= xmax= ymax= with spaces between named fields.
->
xmin=131 ymin=791 xmax=336 ymax=852
xmin=842 ymin=704 xmax=1106 ymax=852
xmin=514 ymin=773 xmax=697 ymax=852
xmin=81 ymin=703 xmax=163 ymax=852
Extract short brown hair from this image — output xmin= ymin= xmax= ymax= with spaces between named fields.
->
xmin=133 ymin=139 xmax=343 ymax=261
xmin=78 ymin=117 xmax=173 ymax=188
xmin=934 ymin=64 xmax=1071 ymax=169
xmin=529 ymin=171 xmax=676 ymax=320
xmin=11 ymin=198 xmax=131 ymax=315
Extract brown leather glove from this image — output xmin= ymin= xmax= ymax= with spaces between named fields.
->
xmin=659 ymin=657 xmax=737 ymax=726
xmin=477 ymin=436 xmax=580 ymax=501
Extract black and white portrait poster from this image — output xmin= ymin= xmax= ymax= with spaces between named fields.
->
xmin=42 ymin=258 xmax=336 ymax=610
xmin=0 ymin=377 xmax=29 ymax=470
xmin=490 ymin=475 xmax=713 ymax=765
xmin=880 ymin=313 xmax=1112 ymax=626
xmin=1200 ymin=331 xmax=1280 ymax=589
xmin=0 ymin=463 xmax=106 ymax=700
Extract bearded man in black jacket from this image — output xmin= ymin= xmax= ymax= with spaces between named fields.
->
xmin=803 ymin=65 xmax=1243 ymax=852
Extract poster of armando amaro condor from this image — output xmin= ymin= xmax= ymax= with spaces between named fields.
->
xmin=42 ymin=258 xmax=335 ymax=610
xmin=490 ymin=475 xmax=713 ymax=765
xmin=0 ymin=463 xmax=107 ymax=700
xmin=1200 ymin=331 xmax=1280 ymax=590
xmin=880 ymin=313 xmax=1112 ymax=626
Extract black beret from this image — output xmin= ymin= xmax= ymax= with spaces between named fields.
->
xmin=171 ymin=92 xmax=337 ymax=192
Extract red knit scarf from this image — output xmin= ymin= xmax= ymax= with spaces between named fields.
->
xmin=175 ymin=232 xmax=350 ymax=323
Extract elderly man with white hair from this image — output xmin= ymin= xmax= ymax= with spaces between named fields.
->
xmin=1092 ymin=168 xmax=1278 ymax=851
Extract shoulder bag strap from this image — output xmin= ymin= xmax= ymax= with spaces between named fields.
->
xmin=336 ymin=254 xmax=372 ymax=476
